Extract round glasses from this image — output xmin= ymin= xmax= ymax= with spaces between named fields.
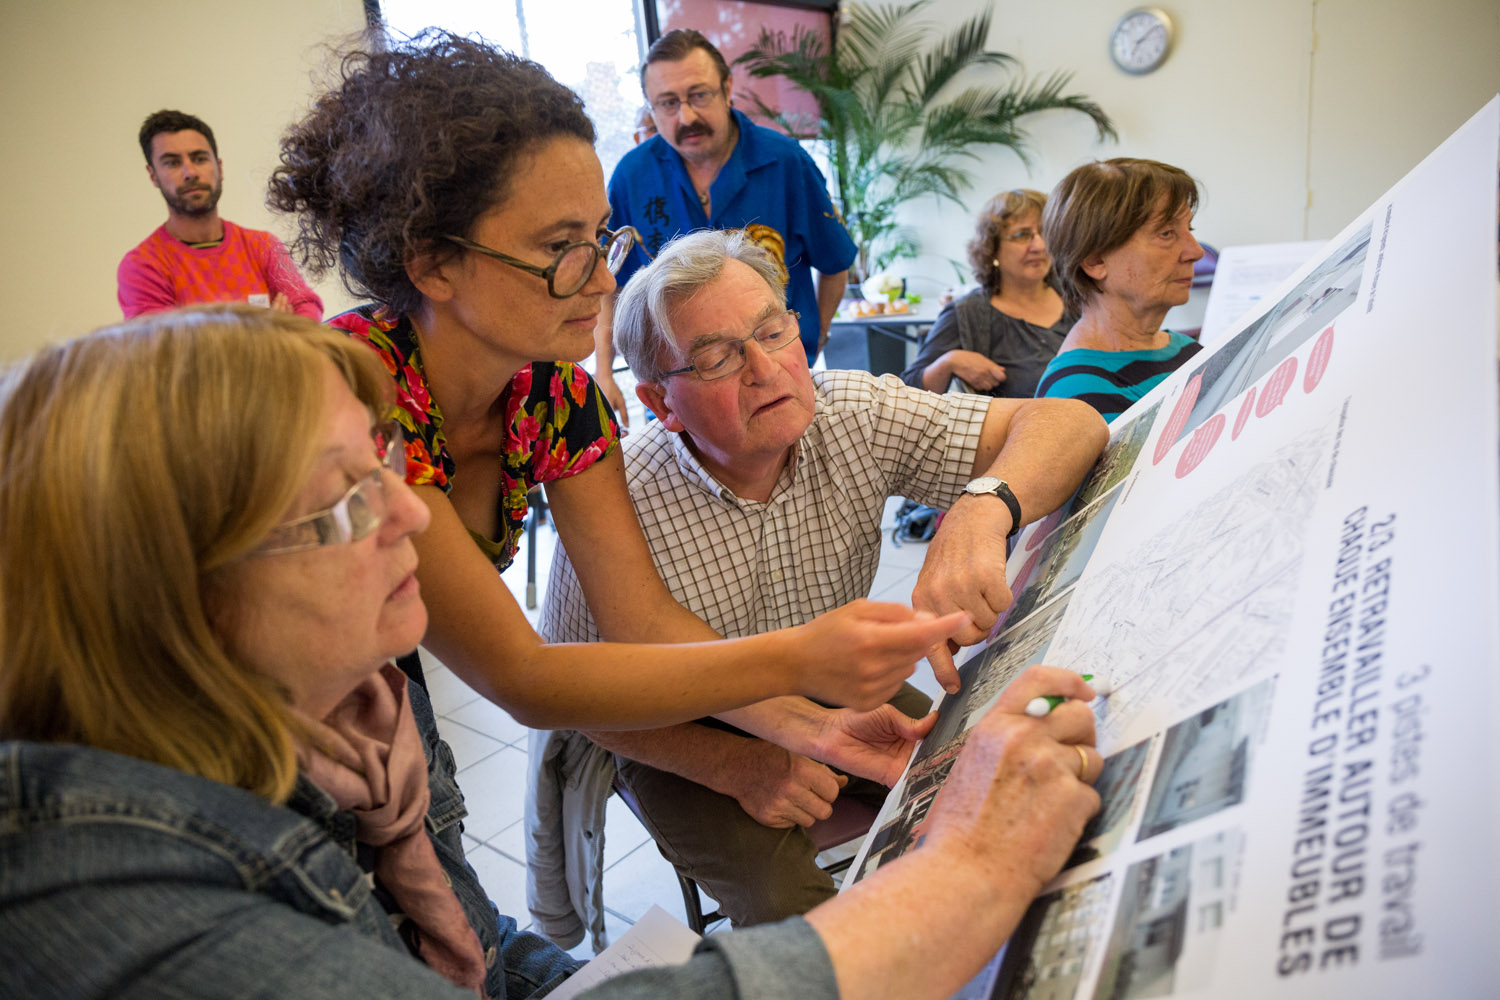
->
xmin=660 ymin=310 xmax=802 ymax=382
xmin=257 ymin=420 xmax=407 ymax=556
xmin=444 ymin=227 xmax=646 ymax=299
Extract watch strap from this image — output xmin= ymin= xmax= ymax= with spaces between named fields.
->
xmin=964 ymin=478 xmax=1023 ymax=538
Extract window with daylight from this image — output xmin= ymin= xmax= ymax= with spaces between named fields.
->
xmin=375 ymin=0 xmax=647 ymax=180
xmin=646 ymin=0 xmax=836 ymax=137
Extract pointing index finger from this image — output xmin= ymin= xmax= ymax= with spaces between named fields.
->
xmin=927 ymin=640 xmax=961 ymax=694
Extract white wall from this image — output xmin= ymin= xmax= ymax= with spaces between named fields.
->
xmin=894 ymin=0 xmax=1500 ymax=298
xmin=1 ymin=1 xmax=1495 ymax=355
xmin=1305 ymin=0 xmax=1500 ymax=236
xmin=0 ymin=0 xmax=367 ymax=359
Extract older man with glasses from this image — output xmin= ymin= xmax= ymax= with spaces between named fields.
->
xmin=590 ymin=28 xmax=857 ymax=428
xmin=535 ymin=229 xmax=1107 ymax=931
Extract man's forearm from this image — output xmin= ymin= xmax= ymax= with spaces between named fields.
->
xmin=815 ymin=269 xmax=848 ymax=338
xmin=715 ymin=695 xmax=829 ymax=756
xmin=280 ymin=281 xmax=323 ymax=321
xmin=584 ymin=723 xmax=769 ymax=795
xmin=593 ymin=292 xmax=617 ymax=376
xmin=912 ymin=398 xmax=1108 ymax=674
xmin=264 ymin=239 xmax=324 ymax=321
xmin=970 ymin=397 xmax=1107 ymax=528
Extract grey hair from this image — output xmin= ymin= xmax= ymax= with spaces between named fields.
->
xmin=614 ymin=229 xmax=787 ymax=381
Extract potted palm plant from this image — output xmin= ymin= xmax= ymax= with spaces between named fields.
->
xmin=736 ymin=0 xmax=1117 ymax=281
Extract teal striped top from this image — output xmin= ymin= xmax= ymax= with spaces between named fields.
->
xmin=1035 ymin=331 xmax=1202 ymax=422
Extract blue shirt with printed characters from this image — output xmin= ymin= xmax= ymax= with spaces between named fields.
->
xmin=608 ymin=109 xmax=857 ymax=362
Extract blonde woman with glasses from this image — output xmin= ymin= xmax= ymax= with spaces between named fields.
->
xmin=0 ymin=306 xmax=1102 ymax=998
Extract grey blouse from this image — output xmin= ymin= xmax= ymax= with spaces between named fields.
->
xmin=901 ymin=287 xmax=1076 ymax=399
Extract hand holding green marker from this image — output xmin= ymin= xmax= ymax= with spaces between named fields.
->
xmin=1024 ymin=673 xmax=1113 ymax=717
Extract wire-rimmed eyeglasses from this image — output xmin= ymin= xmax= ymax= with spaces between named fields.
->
xmin=659 ymin=310 xmax=802 ymax=382
xmin=1000 ymin=227 xmax=1042 ymax=245
xmin=648 ymin=86 xmax=726 ymax=117
xmin=257 ymin=419 xmax=407 ymax=556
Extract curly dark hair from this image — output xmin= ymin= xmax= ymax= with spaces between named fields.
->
xmin=138 ymin=109 xmax=217 ymax=163
xmin=966 ymin=189 xmax=1049 ymax=296
xmin=268 ymin=30 xmax=597 ymax=315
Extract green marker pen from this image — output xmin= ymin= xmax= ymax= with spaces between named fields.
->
xmin=1023 ymin=673 xmax=1111 ymax=717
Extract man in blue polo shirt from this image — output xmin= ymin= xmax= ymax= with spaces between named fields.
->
xmin=592 ymin=29 xmax=856 ymax=423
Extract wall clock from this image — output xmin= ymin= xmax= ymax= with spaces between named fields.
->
xmin=1110 ymin=7 xmax=1174 ymax=75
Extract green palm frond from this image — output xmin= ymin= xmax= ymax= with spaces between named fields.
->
xmin=908 ymin=10 xmax=1015 ymax=107
xmin=986 ymin=71 xmax=1119 ymax=142
xmin=738 ymin=1 xmax=1116 ymax=276
xmin=739 ymin=24 xmax=828 ymax=84
xmin=835 ymin=1 xmax=929 ymax=78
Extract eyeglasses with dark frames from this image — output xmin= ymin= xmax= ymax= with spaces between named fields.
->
xmin=444 ymin=226 xmax=650 ymax=299
xmin=660 ymin=310 xmax=802 ymax=382
xmin=257 ymin=419 xmax=407 ymax=556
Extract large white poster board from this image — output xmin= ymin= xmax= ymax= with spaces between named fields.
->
xmin=847 ymin=98 xmax=1500 ymax=1000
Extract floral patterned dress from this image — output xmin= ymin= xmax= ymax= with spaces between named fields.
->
xmin=330 ymin=305 xmax=621 ymax=571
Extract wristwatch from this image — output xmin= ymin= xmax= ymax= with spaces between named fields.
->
xmin=961 ymin=476 xmax=1022 ymax=537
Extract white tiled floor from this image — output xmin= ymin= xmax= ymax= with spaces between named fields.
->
xmin=429 ymin=380 xmax=944 ymax=957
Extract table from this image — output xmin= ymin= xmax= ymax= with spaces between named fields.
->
xmin=823 ymin=313 xmax=935 ymax=378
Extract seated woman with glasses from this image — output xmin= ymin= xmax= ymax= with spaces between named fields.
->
xmin=268 ymin=31 xmax=962 ymax=733
xmin=0 ymin=305 xmax=1102 ymax=998
xmin=901 ymin=189 xmax=1076 ymax=399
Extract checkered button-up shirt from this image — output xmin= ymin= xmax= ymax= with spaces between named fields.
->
xmin=539 ymin=370 xmax=991 ymax=642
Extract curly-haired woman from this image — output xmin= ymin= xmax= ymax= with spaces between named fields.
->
xmin=268 ymin=31 xmax=962 ymax=734
xmin=901 ymin=189 xmax=1075 ymax=398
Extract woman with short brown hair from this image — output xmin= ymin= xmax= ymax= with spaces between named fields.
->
xmin=1035 ymin=158 xmax=1206 ymax=422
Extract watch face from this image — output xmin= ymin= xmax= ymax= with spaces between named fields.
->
xmin=965 ymin=476 xmax=1003 ymax=494
xmin=1111 ymin=8 xmax=1172 ymax=74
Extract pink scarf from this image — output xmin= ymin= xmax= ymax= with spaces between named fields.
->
xmin=294 ymin=664 xmax=487 ymax=997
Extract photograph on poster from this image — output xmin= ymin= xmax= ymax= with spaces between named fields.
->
xmin=1136 ymin=679 xmax=1276 ymax=842
xmin=1065 ymin=737 xmax=1156 ymax=870
xmin=1168 ymin=222 xmax=1371 ymax=448
xmin=982 ymin=874 xmax=1117 ymax=1000
xmin=1092 ymin=829 xmax=1246 ymax=1000
xmin=1075 ymin=402 xmax=1161 ymax=511
xmin=1003 ymin=485 xmax=1123 ymax=630
xmin=912 ymin=593 xmax=1074 ymax=769
xmin=854 ymin=733 xmax=966 ymax=880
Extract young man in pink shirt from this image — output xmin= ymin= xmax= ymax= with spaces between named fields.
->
xmin=117 ymin=110 xmax=321 ymax=320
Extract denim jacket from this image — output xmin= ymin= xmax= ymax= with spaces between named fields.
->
xmin=0 ymin=680 xmax=575 ymax=999
xmin=0 ymin=678 xmax=839 ymax=999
